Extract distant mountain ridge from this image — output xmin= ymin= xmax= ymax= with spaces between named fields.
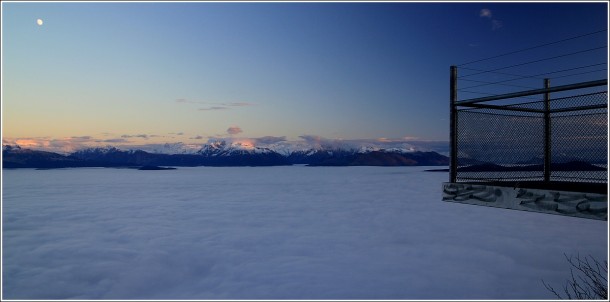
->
xmin=2 ymin=140 xmax=450 ymax=168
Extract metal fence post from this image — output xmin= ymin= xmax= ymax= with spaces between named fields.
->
xmin=544 ymin=78 xmax=551 ymax=182
xmin=450 ymin=66 xmax=458 ymax=183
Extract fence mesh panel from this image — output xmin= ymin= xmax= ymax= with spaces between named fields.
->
xmin=550 ymin=92 xmax=607 ymax=183
xmin=455 ymin=91 xmax=607 ymax=183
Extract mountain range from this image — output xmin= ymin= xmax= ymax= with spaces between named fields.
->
xmin=2 ymin=141 xmax=450 ymax=169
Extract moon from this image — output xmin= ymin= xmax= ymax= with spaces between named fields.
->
xmin=37 ymin=19 xmax=43 ymax=26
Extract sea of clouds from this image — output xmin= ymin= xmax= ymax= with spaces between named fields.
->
xmin=2 ymin=166 xmax=607 ymax=299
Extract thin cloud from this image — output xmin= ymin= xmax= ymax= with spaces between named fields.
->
xmin=298 ymin=135 xmax=325 ymax=145
xmin=480 ymin=8 xmax=492 ymax=18
xmin=190 ymin=135 xmax=204 ymax=140
xmin=5 ymin=136 xmax=119 ymax=153
xmin=492 ymin=20 xmax=503 ymax=30
xmin=49 ymin=140 xmax=77 ymax=148
xmin=199 ymin=107 xmax=228 ymax=111
xmin=298 ymin=135 xmax=349 ymax=149
xmin=479 ymin=8 xmax=503 ymax=30
xmin=121 ymin=134 xmax=148 ymax=139
xmin=227 ymin=126 xmax=243 ymax=135
xmin=376 ymin=136 xmax=419 ymax=143
xmin=177 ymin=99 xmax=256 ymax=111
xmin=100 ymin=138 xmax=130 ymax=143
xmin=253 ymin=136 xmax=287 ymax=145
xmin=176 ymin=99 xmax=203 ymax=105
xmin=13 ymin=138 xmax=49 ymax=149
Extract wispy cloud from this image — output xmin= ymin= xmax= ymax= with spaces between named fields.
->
xmin=199 ymin=106 xmax=228 ymax=111
xmin=4 ymin=136 xmax=120 ymax=154
xmin=227 ymin=126 xmax=243 ymax=135
xmin=492 ymin=19 xmax=503 ymax=30
xmin=11 ymin=138 xmax=49 ymax=149
xmin=253 ymin=136 xmax=287 ymax=145
xmin=298 ymin=135 xmax=352 ymax=150
xmin=376 ymin=136 xmax=419 ymax=143
xmin=71 ymin=136 xmax=92 ymax=140
xmin=479 ymin=8 xmax=503 ymax=30
xmin=479 ymin=8 xmax=492 ymax=18
xmin=177 ymin=99 xmax=255 ymax=112
xmin=100 ymin=138 xmax=130 ymax=143
xmin=121 ymin=134 xmax=149 ymax=139
xmin=298 ymin=135 xmax=326 ymax=146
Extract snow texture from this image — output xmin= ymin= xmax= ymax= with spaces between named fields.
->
xmin=2 ymin=166 xmax=607 ymax=299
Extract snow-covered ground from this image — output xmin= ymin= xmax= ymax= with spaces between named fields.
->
xmin=2 ymin=166 xmax=607 ymax=299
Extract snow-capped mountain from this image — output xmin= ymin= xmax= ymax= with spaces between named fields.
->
xmin=239 ymin=140 xmax=420 ymax=157
xmin=2 ymin=144 xmax=22 ymax=152
xmin=70 ymin=146 xmax=126 ymax=157
xmin=197 ymin=140 xmax=276 ymax=157
xmin=3 ymin=144 xmax=94 ymax=169
xmin=199 ymin=140 xmax=447 ymax=166
xmin=69 ymin=146 xmax=164 ymax=166
xmin=3 ymin=139 xmax=450 ymax=168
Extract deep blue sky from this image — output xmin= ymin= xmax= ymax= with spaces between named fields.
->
xmin=2 ymin=1 xmax=607 ymax=150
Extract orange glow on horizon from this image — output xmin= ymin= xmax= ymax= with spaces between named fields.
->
xmin=232 ymin=139 xmax=255 ymax=149
xmin=15 ymin=139 xmax=47 ymax=148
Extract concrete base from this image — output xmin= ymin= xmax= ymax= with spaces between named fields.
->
xmin=443 ymin=182 xmax=608 ymax=221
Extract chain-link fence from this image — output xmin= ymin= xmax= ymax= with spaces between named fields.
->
xmin=550 ymin=92 xmax=607 ymax=183
xmin=451 ymin=79 xmax=607 ymax=184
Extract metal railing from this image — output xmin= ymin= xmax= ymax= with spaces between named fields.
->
xmin=449 ymin=66 xmax=607 ymax=184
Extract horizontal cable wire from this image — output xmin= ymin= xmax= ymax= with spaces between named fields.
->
xmin=458 ymin=63 xmax=608 ymax=89
xmin=549 ymin=91 xmax=608 ymax=102
xmin=458 ymin=46 xmax=607 ymax=79
xmin=550 ymin=69 xmax=608 ymax=80
xmin=504 ymin=99 xmax=545 ymax=107
xmin=535 ymin=63 xmax=608 ymax=77
xmin=458 ymin=90 xmax=542 ymax=102
xmin=457 ymin=110 xmax=541 ymax=118
xmin=458 ymin=79 xmax=539 ymax=90
xmin=458 ymin=66 xmax=542 ymax=80
xmin=458 ymin=29 xmax=608 ymax=66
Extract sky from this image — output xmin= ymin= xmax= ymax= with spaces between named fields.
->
xmin=1 ymin=1 xmax=608 ymax=152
